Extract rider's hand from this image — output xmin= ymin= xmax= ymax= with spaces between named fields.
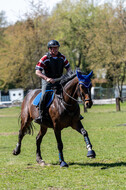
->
xmin=46 ymin=78 xmax=55 ymax=84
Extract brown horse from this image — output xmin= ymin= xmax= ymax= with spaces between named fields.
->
xmin=13 ymin=70 xmax=96 ymax=167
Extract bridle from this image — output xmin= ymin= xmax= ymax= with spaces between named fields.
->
xmin=60 ymin=80 xmax=92 ymax=104
xmin=61 ymin=83 xmax=83 ymax=104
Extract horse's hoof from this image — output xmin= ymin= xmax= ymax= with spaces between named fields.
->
xmin=13 ymin=149 xmax=20 ymax=155
xmin=87 ymin=150 xmax=96 ymax=158
xmin=60 ymin=161 xmax=69 ymax=167
xmin=40 ymin=160 xmax=46 ymax=166
xmin=37 ymin=160 xmax=50 ymax=166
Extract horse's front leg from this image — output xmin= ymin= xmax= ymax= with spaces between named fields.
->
xmin=54 ymin=128 xmax=68 ymax=167
xmin=36 ymin=126 xmax=47 ymax=165
xmin=74 ymin=121 xmax=96 ymax=158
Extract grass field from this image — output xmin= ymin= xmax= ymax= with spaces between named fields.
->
xmin=0 ymin=103 xmax=126 ymax=190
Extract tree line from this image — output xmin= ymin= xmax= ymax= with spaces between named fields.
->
xmin=0 ymin=0 xmax=126 ymax=109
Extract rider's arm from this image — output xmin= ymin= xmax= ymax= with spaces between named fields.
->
xmin=66 ymin=67 xmax=72 ymax=72
xmin=35 ymin=70 xmax=55 ymax=83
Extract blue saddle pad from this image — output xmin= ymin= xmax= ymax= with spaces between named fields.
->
xmin=33 ymin=90 xmax=54 ymax=107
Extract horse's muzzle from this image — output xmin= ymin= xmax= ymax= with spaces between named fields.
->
xmin=85 ymin=100 xmax=93 ymax=108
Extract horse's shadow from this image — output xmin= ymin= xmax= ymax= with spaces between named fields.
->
xmin=68 ymin=161 xmax=126 ymax=169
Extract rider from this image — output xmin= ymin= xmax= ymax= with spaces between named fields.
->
xmin=34 ymin=40 xmax=72 ymax=123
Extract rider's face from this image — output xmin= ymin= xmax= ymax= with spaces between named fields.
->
xmin=49 ymin=47 xmax=59 ymax=56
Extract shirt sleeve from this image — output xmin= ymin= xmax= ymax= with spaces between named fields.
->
xmin=35 ymin=55 xmax=48 ymax=71
xmin=61 ymin=54 xmax=70 ymax=69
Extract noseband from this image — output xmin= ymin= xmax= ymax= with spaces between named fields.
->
xmin=78 ymin=81 xmax=92 ymax=102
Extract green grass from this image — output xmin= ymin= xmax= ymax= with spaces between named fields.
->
xmin=0 ymin=103 xmax=126 ymax=190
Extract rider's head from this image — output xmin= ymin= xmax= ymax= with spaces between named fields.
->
xmin=47 ymin=40 xmax=60 ymax=56
xmin=47 ymin=40 xmax=60 ymax=49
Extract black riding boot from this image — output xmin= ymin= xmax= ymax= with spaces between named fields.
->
xmin=34 ymin=109 xmax=43 ymax=124
xmin=34 ymin=97 xmax=44 ymax=124
xmin=80 ymin=115 xmax=84 ymax=120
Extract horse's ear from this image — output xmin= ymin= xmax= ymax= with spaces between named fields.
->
xmin=88 ymin=71 xmax=93 ymax=78
xmin=76 ymin=70 xmax=82 ymax=79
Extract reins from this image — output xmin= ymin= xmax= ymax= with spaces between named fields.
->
xmin=54 ymin=73 xmax=92 ymax=105
xmin=61 ymin=83 xmax=83 ymax=104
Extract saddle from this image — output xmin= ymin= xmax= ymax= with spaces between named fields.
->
xmin=33 ymin=84 xmax=62 ymax=108
xmin=33 ymin=87 xmax=62 ymax=124
xmin=33 ymin=90 xmax=55 ymax=108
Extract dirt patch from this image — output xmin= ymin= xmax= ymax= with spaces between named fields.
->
xmin=117 ymin=123 xmax=126 ymax=126
xmin=0 ymin=132 xmax=18 ymax=136
xmin=0 ymin=115 xmax=18 ymax=117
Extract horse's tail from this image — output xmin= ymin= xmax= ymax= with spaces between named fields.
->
xmin=18 ymin=113 xmax=21 ymax=126
xmin=25 ymin=121 xmax=35 ymax=136
xmin=18 ymin=113 xmax=35 ymax=136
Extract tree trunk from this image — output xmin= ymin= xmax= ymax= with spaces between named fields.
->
xmin=116 ymin=97 xmax=121 ymax=111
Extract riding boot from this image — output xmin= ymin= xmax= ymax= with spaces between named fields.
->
xmin=34 ymin=109 xmax=43 ymax=124
xmin=80 ymin=115 xmax=84 ymax=120
xmin=34 ymin=97 xmax=44 ymax=124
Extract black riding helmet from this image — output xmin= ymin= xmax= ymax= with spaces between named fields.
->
xmin=47 ymin=40 xmax=60 ymax=49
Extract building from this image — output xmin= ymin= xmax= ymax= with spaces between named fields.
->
xmin=0 ymin=88 xmax=24 ymax=105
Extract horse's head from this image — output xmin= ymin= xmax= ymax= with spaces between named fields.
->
xmin=76 ymin=70 xmax=93 ymax=108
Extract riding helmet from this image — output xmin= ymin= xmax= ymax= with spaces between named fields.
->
xmin=47 ymin=40 xmax=60 ymax=49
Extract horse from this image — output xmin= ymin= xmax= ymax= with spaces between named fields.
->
xmin=13 ymin=70 xmax=96 ymax=167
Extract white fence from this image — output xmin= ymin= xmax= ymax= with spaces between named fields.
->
xmin=93 ymin=98 xmax=116 ymax=105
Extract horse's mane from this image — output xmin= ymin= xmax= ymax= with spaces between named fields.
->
xmin=60 ymin=68 xmax=88 ymax=86
xmin=60 ymin=71 xmax=77 ymax=86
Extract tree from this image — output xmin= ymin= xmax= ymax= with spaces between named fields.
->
xmin=88 ymin=2 xmax=126 ymax=111
xmin=52 ymin=0 xmax=97 ymax=73
xmin=0 ymin=3 xmax=53 ymax=90
xmin=0 ymin=11 xmax=7 ymax=88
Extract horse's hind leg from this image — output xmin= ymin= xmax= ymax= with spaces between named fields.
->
xmin=74 ymin=121 xmax=96 ymax=158
xmin=13 ymin=115 xmax=32 ymax=155
xmin=13 ymin=129 xmax=23 ymax=155
xmin=54 ymin=129 xmax=68 ymax=167
xmin=36 ymin=126 xmax=47 ymax=164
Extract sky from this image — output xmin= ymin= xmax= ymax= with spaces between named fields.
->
xmin=0 ymin=0 xmax=62 ymax=24
xmin=0 ymin=0 xmax=124 ymax=24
